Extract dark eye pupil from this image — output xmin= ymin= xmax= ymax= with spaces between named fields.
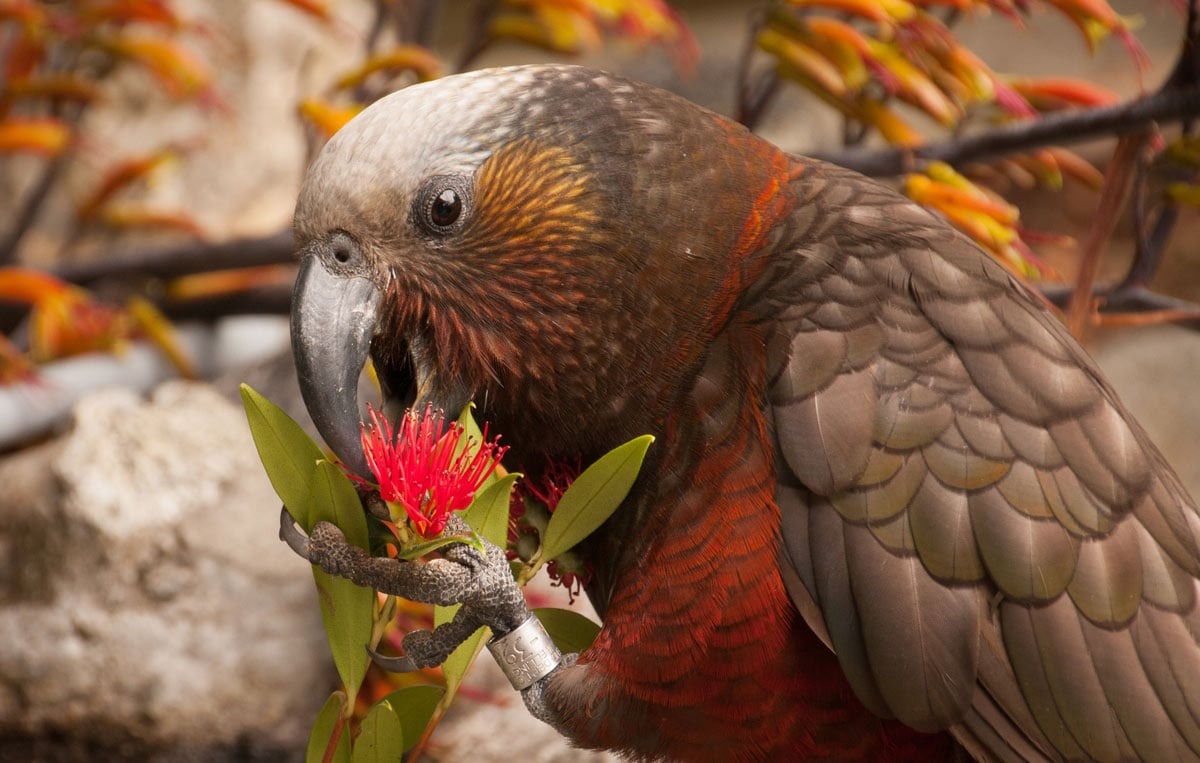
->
xmin=430 ymin=189 xmax=461 ymax=227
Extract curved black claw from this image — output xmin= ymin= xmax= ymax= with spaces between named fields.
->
xmin=367 ymin=646 xmax=418 ymax=674
xmin=279 ymin=506 xmax=312 ymax=559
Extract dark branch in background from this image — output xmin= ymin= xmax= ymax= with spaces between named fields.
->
xmin=809 ymin=0 xmax=1200 ymax=175
xmin=1064 ymin=132 xmax=1150 ymax=336
xmin=160 ymin=284 xmax=293 ymax=322
xmin=41 ymin=83 xmax=1200 ymax=287
xmin=458 ymin=0 xmax=500 ymax=72
xmin=1165 ymin=0 xmax=1200 ymax=95
xmin=0 ymin=230 xmax=295 ymax=333
xmin=1121 ymin=0 xmax=1200 ymax=292
xmin=56 ymin=230 xmax=294 ymax=286
xmin=412 ymin=0 xmax=441 ymax=46
xmin=0 ymin=153 xmax=68 ymax=265
xmin=46 ymin=82 xmax=1194 ymax=292
xmin=1043 ymin=286 xmax=1200 ymax=330
xmin=0 ymin=62 xmax=92 ymax=265
xmin=1124 ymin=150 xmax=1177 ymax=291
xmin=735 ymin=13 xmax=780 ymax=129
xmin=5 ymin=0 xmax=1200 ymax=338
xmin=809 ymin=85 xmax=1200 ymax=175
xmin=363 ymin=0 xmax=390 ymax=55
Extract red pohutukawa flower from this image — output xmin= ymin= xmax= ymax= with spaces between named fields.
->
xmin=360 ymin=404 xmax=508 ymax=538
xmin=507 ymin=457 xmax=593 ymax=602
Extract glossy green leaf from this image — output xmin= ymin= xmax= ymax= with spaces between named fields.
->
xmin=380 ymin=684 xmax=445 ymax=753
xmin=240 ymin=383 xmax=325 ymax=529
xmin=306 ymin=691 xmax=351 ymax=763
xmin=463 ymin=472 xmax=520 ymax=549
xmin=434 ymin=603 xmax=489 ymax=692
xmin=540 ymin=435 xmax=653 ymax=562
xmin=311 ymin=459 xmax=369 ymax=547
xmin=394 ymin=533 xmax=476 ymax=561
xmin=455 ymin=402 xmax=504 ymax=491
xmin=533 ymin=607 xmax=601 ymax=654
xmin=311 ymin=461 xmax=373 ymax=702
xmin=456 ymin=402 xmax=484 ymax=446
xmin=352 ymin=699 xmax=405 ymax=763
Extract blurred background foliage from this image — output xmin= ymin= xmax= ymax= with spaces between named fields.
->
xmin=0 ymin=0 xmax=1197 ymax=428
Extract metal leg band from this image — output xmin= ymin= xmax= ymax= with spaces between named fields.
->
xmin=487 ymin=615 xmax=562 ymax=691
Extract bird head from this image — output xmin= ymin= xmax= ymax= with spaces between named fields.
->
xmin=292 ymin=65 xmax=797 ymax=474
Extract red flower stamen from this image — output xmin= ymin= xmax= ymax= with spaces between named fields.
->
xmin=525 ymin=456 xmax=581 ymax=513
xmin=547 ymin=556 xmax=592 ymax=605
xmin=360 ymin=404 xmax=508 ymax=538
xmin=506 ymin=457 xmax=591 ymax=600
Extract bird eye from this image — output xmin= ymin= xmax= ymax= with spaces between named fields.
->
xmin=429 ymin=188 xmax=462 ymax=228
xmin=415 ymin=176 xmax=471 ymax=236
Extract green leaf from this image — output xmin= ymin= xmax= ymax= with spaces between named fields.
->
xmin=463 ymin=472 xmax=520 ymax=548
xmin=434 ymin=603 xmax=489 ymax=692
xmin=240 ymin=383 xmax=325 ymax=529
xmin=352 ymin=699 xmax=405 ymax=763
xmin=380 ymin=684 xmax=445 ymax=753
xmin=306 ymin=691 xmax=351 ymax=763
xmin=455 ymin=402 xmax=505 ymax=491
xmin=455 ymin=402 xmax=484 ymax=446
xmin=394 ymin=533 xmax=476 ymax=561
xmin=311 ymin=461 xmax=374 ymax=701
xmin=540 ymin=435 xmax=653 ymax=562
xmin=311 ymin=459 xmax=369 ymax=548
xmin=533 ymin=607 xmax=600 ymax=654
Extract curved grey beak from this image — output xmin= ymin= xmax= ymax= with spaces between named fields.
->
xmin=290 ymin=243 xmax=381 ymax=477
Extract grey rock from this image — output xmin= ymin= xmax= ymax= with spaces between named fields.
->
xmin=0 ymin=381 xmax=332 ymax=761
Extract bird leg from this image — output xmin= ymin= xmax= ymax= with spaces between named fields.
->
xmin=278 ymin=508 xmax=569 ymax=695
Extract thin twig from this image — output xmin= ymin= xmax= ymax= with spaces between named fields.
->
xmin=0 ymin=154 xmax=68 ymax=265
xmin=1065 ymin=132 xmax=1150 ymax=337
xmin=412 ymin=0 xmax=441 ymax=47
xmin=364 ymin=0 xmax=389 ymax=53
xmin=735 ymin=12 xmax=779 ymax=129
xmin=1122 ymin=144 xmax=1192 ymax=291
xmin=1095 ymin=307 xmax=1200 ymax=328
xmin=1 ymin=30 xmax=98 ymax=264
xmin=54 ymin=229 xmax=294 ymax=286
xmin=1120 ymin=0 xmax=1200 ymax=290
xmin=457 ymin=0 xmax=499 ymax=72
xmin=739 ymin=71 xmax=781 ymax=131
xmin=811 ymin=85 xmax=1200 ymax=176
xmin=1127 ymin=146 xmax=1155 ymax=289
xmin=1043 ymin=285 xmax=1200 ymax=328
xmin=1163 ymin=0 xmax=1200 ymax=94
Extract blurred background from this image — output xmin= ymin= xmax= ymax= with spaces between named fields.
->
xmin=0 ymin=0 xmax=1197 ymax=760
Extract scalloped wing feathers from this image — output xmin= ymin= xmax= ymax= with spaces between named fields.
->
xmin=770 ymin=160 xmax=1200 ymax=761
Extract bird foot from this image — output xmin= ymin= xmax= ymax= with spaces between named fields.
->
xmin=278 ymin=507 xmax=564 ymax=683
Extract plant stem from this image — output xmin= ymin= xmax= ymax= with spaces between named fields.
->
xmin=0 ymin=154 xmax=68 ymax=265
xmin=323 ymin=712 xmax=347 ymax=763
xmin=813 ymin=86 xmax=1200 ymax=177
xmin=1065 ymin=132 xmax=1150 ymax=337
xmin=1095 ymin=307 xmax=1200 ymax=327
xmin=408 ymin=637 xmax=489 ymax=761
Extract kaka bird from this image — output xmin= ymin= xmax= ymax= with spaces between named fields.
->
xmin=286 ymin=64 xmax=1200 ymax=761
